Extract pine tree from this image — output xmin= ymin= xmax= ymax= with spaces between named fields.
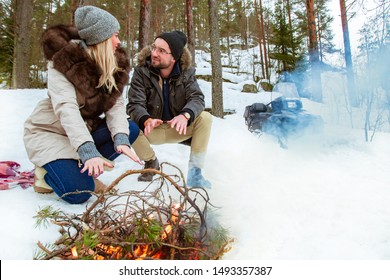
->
xmin=315 ymin=0 xmax=338 ymax=62
xmin=268 ymin=0 xmax=304 ymax=74
xmin=0 ymin=1 xmax=14 ymax=87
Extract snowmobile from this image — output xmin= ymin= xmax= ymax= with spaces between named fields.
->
xmin=243 ymin=82 xmax=323 ymax=148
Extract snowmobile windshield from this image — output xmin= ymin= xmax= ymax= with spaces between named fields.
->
xmin=273 ymin=82 xmax=300 ymax=99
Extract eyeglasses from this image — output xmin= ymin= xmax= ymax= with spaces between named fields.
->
xmin=150 ymin=44 xmax=171 ymax=55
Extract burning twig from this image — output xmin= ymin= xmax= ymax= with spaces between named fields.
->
xmin=35 ymin=162 xmax=232 ymax=260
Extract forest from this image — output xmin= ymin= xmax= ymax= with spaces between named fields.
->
xmin=0 ymin=0 xmax=389 ymax=125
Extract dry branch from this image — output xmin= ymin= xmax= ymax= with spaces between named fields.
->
xmin=35 ymin=162 xmax=232 ymax=260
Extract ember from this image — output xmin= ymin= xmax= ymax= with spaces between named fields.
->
xmin=34 ymin=163 xmax=232 ymax=260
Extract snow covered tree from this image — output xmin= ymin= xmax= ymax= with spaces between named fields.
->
xmin=357 ymin=0 xmax=390 ymax=140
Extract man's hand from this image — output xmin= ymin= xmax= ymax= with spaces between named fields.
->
xmin=144 ymin=118 xmax=163 ymax=136
xmin=167 ymin=114 xmax=188 ymax=135
xmin=116 ymin=145 xmax=143 ymax=165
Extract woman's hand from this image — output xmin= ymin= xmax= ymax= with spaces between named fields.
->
xmin=116 ymin=145 xmax=143 ymax=165
xmin=81 ymin=157 xmax=114 ymax=177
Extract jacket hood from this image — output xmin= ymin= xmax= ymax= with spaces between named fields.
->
xmin=41 ymin=25 xmax=129 ymax=72
xmin=40 ymin=24 xmax=130 ymax=132
xmin=42 ymin=24 xmax=81 ymax=60
xmin=136 ymin=45 xmax=193 ymax=71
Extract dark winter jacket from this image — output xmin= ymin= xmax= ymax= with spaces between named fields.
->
xmin=126 ymin=46 xmax=205 ymax=130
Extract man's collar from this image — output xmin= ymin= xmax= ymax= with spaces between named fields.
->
xmin=167 ymin=61 xmax=181 ymax=79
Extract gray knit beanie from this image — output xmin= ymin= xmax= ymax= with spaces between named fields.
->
xmin=156 ymin=31 xmax=187 ymax=60
xmin=75 ymin=6 xmax=120 ymax=46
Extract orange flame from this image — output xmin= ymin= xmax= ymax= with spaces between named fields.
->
xmin=71 ymin=246 xmax=78 ymax=258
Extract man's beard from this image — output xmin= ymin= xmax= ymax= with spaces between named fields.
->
xmin=151 ymin=58 xmax=170 ymax=69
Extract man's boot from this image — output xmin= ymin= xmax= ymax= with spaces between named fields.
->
xmin=138 ymin=157 xmax=160 ymax=182
xmin=187 ymin=167 xmax=211 ymax=188
xmin=187 ymin=152 xmax=211 ymax=188
xmin=33 ymin=166 xmax=53 ymax=194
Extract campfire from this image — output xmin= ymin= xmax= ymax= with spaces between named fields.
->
xmin=34 ymin=163 xmax=232 ymax=260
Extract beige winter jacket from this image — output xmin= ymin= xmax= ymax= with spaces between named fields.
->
xmin=23 ymin=61 xmax=129 ymax=167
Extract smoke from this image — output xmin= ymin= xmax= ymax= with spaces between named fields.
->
xmin=278 ymin=43 xmax=390 ymax=140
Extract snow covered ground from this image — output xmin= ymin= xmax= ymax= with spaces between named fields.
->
xmin=1 ymin=70 xmax=390 ymax=262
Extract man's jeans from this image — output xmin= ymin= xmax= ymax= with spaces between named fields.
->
xmin=42 ymin=120 xmax=139 ymax=204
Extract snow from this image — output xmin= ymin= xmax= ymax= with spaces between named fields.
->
xmin=1 ymin=67 xmax=390 ymax=262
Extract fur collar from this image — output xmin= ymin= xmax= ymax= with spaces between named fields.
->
xmin=41 ymin=25 xmax=130 ymax=131
xmin=136 ymin=45 xmax=193 ymax=71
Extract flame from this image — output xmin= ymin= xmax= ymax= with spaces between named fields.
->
xmin=134 ymin=245 xmax=149 ymax=259
xmin=86 ymin=203 xmax=186 ymax=260
xmin=71 ymin=246 xmax=78 ymax=258
xmin=94 ymin=244 xmax=124 ymax=260
xmin=161 ymin=224 xmax=172 ymax=240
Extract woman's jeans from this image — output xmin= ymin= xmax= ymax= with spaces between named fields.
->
xmin=42 ymin=120 xmax=140 ymax=204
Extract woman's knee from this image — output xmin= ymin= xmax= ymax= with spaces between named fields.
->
xmin=45 ymin=174 xmax=94 ymax=204
xmin=43 ymin=159 xmax=95 ymax=204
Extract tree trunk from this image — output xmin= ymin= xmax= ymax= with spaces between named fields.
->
xmin=254 ymin=0 xmax=265 ymax=79
xmin=254 ymin=0 xmax=269 ymax=80
xmin=125 ymin=0 xmax=136 ymax=68
xmin=70 ymin=0 xmax=78 ymax=24
xmin=339 ymin=0 xmax=358 ymax=107
xmin=306 ymin=0 xmax=322 ymax=102
xmin=12 ymin=0 xmax=33 ymax=89
xmin=185 ymin=0 xmax=195 ymax=65
xmin=208 ymin=0 xmax=223 ymax=118
xmin=155 ymin=2 xmax=162 ymax=35
xmin=259 ymin=0 xmax=269 ymax=81
xmin=138 ymin=0 xmax=151 ymax=51
xmin=317 ymin=12 xmax=323 ymax=61
xmin=226 ymin=0 xmax=231 ymax=63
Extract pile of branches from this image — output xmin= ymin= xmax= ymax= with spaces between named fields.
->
xmin=34 ymin=162 xmax=232 ymax=260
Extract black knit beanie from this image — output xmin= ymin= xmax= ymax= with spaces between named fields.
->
xmin=156 ymin=31 xmax=187 ymax=60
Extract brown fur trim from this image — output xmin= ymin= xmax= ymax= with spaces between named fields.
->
xmin=42 ymin=25 xmax=130 ymax=131
xmin=136 ymin=46 xmax=193 ymax=70
xmin=41 ymin=25 xmax=80 ymax=60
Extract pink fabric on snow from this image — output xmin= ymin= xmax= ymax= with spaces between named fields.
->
xmin=0 ymin=161 xmax=34 ymax=190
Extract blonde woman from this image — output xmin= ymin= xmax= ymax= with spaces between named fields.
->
xmin=24 ymin=6 xmax=147 ymax=204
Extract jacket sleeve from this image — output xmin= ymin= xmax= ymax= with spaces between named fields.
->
xmin=181 ymin=68 xmax=206 ymax=123
xmin=105 ymin=94 xmax=130 ymax=139
xmin=126 ymin=67 xmax=151 ymax=130
xmin=47 ymin=62 xmax=95 ymax=151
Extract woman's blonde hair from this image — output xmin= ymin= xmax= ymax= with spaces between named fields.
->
xmin=86 ymin=38 xmax=119 ymax=93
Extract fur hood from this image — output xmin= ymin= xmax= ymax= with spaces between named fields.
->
xmin=135 ymin=45 xmax=193 ymax=71
xmin=41 ymin=24 xmax=130 ymax=130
